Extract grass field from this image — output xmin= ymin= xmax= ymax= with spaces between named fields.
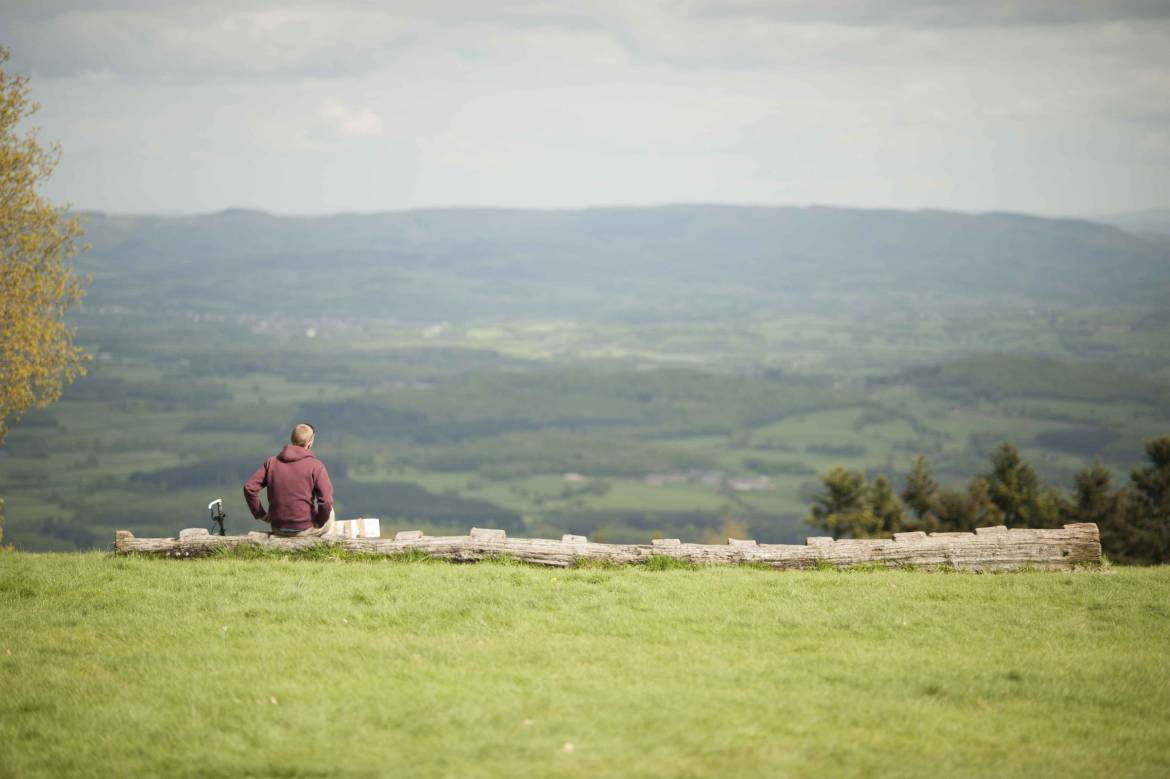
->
xmin=1 ymin=553 xmax=1168 ymax=777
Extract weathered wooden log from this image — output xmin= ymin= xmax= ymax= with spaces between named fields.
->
xmin=113 ymin=523 xmax=1102 ymax=571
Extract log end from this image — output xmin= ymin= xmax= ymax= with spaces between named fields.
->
xmin=114 ymin=530 xmax=134 ymax=553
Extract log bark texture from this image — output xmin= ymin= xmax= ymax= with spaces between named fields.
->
xmin=113 ymin=523 xmax=1102 ymax=571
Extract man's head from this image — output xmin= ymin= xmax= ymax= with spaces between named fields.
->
xmin=291 ymin=423 xmax=315 ymax=449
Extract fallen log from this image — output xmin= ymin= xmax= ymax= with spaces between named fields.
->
xmin=113 ymin=523 xmax=1101 ymax=571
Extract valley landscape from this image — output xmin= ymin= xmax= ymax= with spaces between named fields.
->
xmin=3 ymin=206 xmax=1168 ymax=551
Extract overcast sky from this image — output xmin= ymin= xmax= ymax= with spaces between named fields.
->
xmin=3 ymin=0 xmax=1169 ymax=215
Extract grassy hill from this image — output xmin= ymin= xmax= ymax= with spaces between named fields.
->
xmin=1 ymin=552 xmax=1168 ymax=777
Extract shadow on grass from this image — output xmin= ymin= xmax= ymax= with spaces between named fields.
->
xmin=201 ymin=547 xmax=705 ymax=570
xmin=642 ymin=555 xmax=701 ymax=571
xmin=206 ymin=545 xmax=446 ymax=564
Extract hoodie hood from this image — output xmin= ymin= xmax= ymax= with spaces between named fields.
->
xmin=277 ymin=443 xmax=317 ymax=463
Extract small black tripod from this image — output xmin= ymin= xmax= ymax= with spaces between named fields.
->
xmin=208 ymin=498 xmax=227 ymax=536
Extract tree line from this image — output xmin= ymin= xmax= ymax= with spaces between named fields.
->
xmin=805 ymin=437 xmax=1170 ymax=564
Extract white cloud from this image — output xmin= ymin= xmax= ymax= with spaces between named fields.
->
xmin=319 ymin=99 xmax=384 ymax=137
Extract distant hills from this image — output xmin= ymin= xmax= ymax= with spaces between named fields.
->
xmin=74 ymin=205 xmax=1170 ymax=322
xmin=1097 ymin=209 xmax=1170 ymax=239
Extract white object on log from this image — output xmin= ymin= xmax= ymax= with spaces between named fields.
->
xmin=112 ymin=523 xmax=1102 ymax=571
xmin=333 ymin=518 xmax=380 ymax=539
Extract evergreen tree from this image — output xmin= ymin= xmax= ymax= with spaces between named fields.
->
xmin=1112 ymin=437 xmax=1170 ymax=564
xmin=866 ymin=475 xmax=905 ymax=537
xmin=1070 ymin=461 xmax=1121 ymax=525
xmin=805 ymin=469 xmax=906 ymax=539
xmin=1070 ymin=460 xmax=1129 ymax=561
xmin=933 ymin=477 xmax=1004 ymax=532
xmin=804 ymin=467 xmax=869 ymax=540
xmin=982 ymin=443 xmax=1063 ymax=527
xmin=801 ymin=438 xmax=1170 ymax=556
xmin=900 ymin=454 xmax=940 ymax=531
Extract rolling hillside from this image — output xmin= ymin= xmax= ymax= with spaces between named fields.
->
xmin=75 ymin=205 xmax=1170 ymax=321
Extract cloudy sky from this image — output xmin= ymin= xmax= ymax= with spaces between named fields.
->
xmin=3 ymin=0 xmax=1169 ymax=215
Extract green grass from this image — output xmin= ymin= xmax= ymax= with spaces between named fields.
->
xmin=1 ymin=554 xmax=1168 ymax=777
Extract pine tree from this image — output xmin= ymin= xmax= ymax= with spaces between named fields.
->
xmin=805 ymin=469 xmax=907 ymax=539
xmin=805 ymin=467 xmax=869 ymax=540
xmin=866 ymin=475 xmax=905 ymax=537
xmin=1115 ymin=437 xmax=1170 ymax=564
xmin=982 ymin=443 xmax=1063 ymax=527
xmin=932 ymin=477 xmax=1004 ymax=532
xmin=1070 ymin=461 xmax=1120 ymax=524
xmin=1069 ymin=459 xmax=1128 ymax=561
xmin=900 ymin=454 xmax=940 ymax=530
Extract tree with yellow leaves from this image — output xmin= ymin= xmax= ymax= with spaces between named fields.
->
xmin=1 ymin=47 xmax=87 ymax=445
xmin=1 ymin=47 xmax=88 ymax=540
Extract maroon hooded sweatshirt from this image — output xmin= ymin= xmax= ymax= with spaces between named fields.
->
xmin=243 ymin=444 xmax=334 ymax=532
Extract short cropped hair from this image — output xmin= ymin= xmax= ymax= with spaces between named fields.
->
xmin=291 ymin=423 xmax=315 ymax=447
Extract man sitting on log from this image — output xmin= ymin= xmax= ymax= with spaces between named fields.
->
xmin=244 ymin=423 xmax=336 ymax=537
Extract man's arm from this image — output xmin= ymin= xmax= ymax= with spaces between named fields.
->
xmin=243 ymin=460 xmax=269 ymax=520
xmin=313 ymin=464 xmax=334 ymax=527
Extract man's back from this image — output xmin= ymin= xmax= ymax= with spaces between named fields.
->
xmin=244 ymin=428 xmax=334 ymax=535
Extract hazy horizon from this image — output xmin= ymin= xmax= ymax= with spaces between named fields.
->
xmin=68 ymin=202 xmax=1170 ymax=224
